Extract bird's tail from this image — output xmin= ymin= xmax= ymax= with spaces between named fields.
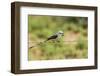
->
xmin=44 ymin=40 xmax=47 ymax=42
xmin=29 ymin=40 xmax=47 ymax=49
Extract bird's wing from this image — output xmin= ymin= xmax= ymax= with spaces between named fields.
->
xmin=47 ymin=34 xmax=58 ymax=41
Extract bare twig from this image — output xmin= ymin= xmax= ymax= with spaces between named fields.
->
xmin=29 ymin=40 xmax=79 ymax=49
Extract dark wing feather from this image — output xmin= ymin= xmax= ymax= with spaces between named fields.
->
xmin=47 ymin=35 xmax=58 ymax=41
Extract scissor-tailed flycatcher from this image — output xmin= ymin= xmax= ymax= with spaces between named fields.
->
xmin=45 ymin=31 xmax=64 ymax=42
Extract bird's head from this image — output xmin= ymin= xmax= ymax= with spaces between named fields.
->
xmin=57 ymin=31 xmax=64 ymax=36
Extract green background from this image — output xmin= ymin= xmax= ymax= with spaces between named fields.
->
xmin=28 ymin=15 xmax=88 ymax=60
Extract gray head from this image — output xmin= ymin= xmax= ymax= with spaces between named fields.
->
xmin=57 ymin=31 xmax=64 ymax=36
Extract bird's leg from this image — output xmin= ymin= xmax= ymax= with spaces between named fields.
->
xmin=57 ymin=40 xmax=60 ymax=42
xmin=56 ymin=39 xmax=60 ymax=42
xmin=52 ymin=39 xmax=56 ymax=43
xmin=51 ymin=39 xmax=57 ymax=43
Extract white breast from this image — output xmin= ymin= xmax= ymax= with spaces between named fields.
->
xmin=57 ymin=34 xmax=62 ymax=39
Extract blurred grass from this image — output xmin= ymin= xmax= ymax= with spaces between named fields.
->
xmin=28 ymin=15 xmax=88 ymax=60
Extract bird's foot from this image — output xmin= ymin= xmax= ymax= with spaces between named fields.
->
xmin=56 ymin=40 xmax=60 ymax=43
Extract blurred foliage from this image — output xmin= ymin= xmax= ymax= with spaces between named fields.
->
xmin=28 ymin=15 xmax=88 ymax=60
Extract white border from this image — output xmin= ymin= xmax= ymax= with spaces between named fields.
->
xmin=20 ymin=6 xmax=95 ymax=70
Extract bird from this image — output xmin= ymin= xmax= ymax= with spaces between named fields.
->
xmin=45 ymin=31 xmax=64 ymax=42
xmin=29 ymin=31 xmax=64 ymax=49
